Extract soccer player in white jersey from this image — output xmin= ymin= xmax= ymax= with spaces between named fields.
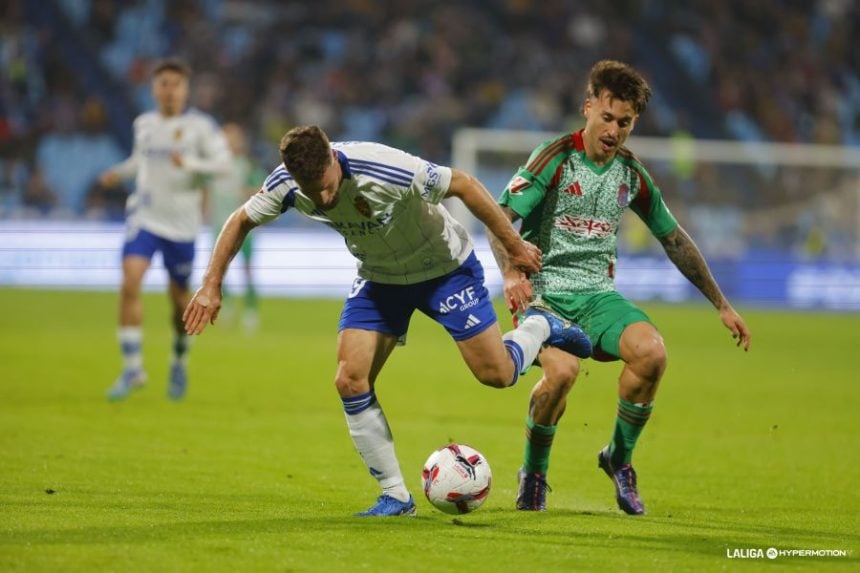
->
xmin=100 ymin=59 xmax=231 ymax=401
xmin=184 ymin=125 xmax=592 ymax=516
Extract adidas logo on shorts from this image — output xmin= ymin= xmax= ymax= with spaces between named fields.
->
xmin=464 ymin=314 xmax=482 ymax=329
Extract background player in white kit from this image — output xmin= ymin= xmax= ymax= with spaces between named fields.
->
xmin=100 ymin=59 xmax=231 ymax=401
xmin=184 ymin=125 xmax=592 ymax=516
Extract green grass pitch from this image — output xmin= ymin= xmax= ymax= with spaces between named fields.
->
xmin=1 ymin=288 xmax=858 ymax=571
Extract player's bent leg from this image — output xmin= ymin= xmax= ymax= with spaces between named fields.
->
xmin=599 ymin=322 xmax=667 ymax=515
xmin=336 ymin=329 xmax=414 ymax=516
xmin=109 ymin=256 xmax=150 ymax=400
xmin=517 ymin=348 xmax=580 ymax=511
xmin=617 ymin=322 xmax=667 ymax=404
xmin=531 ymin=348 xmax=580 ymax=426
xmin=456 ymin=324 xmax=518 ymax=388
xmin=334 ymin=328 xmax=397 ymax=398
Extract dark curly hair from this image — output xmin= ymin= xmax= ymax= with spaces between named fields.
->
xmin=587 ymin=60 xmax=651 ymax=115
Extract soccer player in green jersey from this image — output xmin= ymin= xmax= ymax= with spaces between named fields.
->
xmin=488 ymin=60 xmax=752 ymax=514
xmin=208 ymin=123 xmax=263 ymax=333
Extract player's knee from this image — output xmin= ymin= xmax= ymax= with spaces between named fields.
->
xmin=543 ymin=358 xmax=580 ymax=393
xmin=474 ymin=364 xmax=512 ymax=389
xmin=119 ymin=278 xmax=142 ymax=300
xmin=333 ymin=367 xmax=371 ymax=397
xmin=634 ymin=337 xmax=667 ymax=381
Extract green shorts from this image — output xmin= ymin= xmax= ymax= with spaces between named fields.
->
xmin=538 ymin=291 xmax=655 ymax=361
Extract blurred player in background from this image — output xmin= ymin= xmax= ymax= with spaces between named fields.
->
xmin=489 ymin=60 xmax=751 ymax=514
xmin=207 ymin=122 xmax=262 ymax=333
xmin=184 ymin=125 xmax=592 ymax=517
xmin=100 ymin=59 xmax=231 ymax=401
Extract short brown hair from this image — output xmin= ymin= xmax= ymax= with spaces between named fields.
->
xmin=279 ymin=126 xmax=332 ymax=182
xmin=152 ymin=58 xmax=192 ymax=79
xmin=587 ymin=60 xmax=651 ymax=115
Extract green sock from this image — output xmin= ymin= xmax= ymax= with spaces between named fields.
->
xmin=244 ymin=284 xmax=258 ymax=310
xmin=523 ymin=416 xmax=557 ymax=474
xmin=609 ymin=399 xmax=653 ymax=465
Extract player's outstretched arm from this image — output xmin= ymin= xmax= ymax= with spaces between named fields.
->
xmin=446 ymin=169 xmax=541 ymax=275
xmin=184 ymin=207 xmax=258 ymax=335
xmin=658 ymin=226 xmax=751 ymax=351
xmin=100 ymin=149 xmax=139 ymax=187
xmin=487 ymin=206 xmax=533 ymax=313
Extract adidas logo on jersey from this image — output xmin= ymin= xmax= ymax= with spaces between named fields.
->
xmin=562 ymin=180 xmax=583 ymax=196
xmin=464 ymin=314 xmax=482 ymax=329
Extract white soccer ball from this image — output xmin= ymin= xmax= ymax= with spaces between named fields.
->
xmin=421 ymin=444 xmax=492 ymax=515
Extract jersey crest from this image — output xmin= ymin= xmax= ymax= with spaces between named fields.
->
xmin=353 ymin=196 xmax=372 ymax=218
xmin=509 ymin=176 xmax=530 ymax=195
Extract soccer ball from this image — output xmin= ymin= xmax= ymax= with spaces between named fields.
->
xmin=421 ymin=444 xmax=492 ymax=514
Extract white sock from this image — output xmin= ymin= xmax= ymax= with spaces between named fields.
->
xmin=342 ymin=393 xmax=410 ymax=502
xmin=502 ymin=315 xmax=550 ymax=374
xmin=118 ymin=327 xmax=143 ymax=372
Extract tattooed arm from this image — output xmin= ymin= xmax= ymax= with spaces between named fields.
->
xmin=659 ymin=226 xmax=751 ymax=350
xmin=487 ymin=206 xmax=534 ymax=313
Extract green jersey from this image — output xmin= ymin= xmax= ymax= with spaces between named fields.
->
xmin=499 ymin=130 xmax=678 ymax=295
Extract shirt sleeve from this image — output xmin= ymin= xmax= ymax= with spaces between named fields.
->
xmin=628 ymin=162 xmax=678 ymax=238
xmin=411 ymin=158 xmax=452 ymax=204
xmin=498 ymin=135 xmax=568 ymax=218
xmin=352 ymin=143 xmax=452 ymax=204
xmin=244 ymin=169 xmax=297 ymax=225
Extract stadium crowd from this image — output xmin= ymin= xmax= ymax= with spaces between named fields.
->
xmin=0 ymin=0 xmax=857 ymax=255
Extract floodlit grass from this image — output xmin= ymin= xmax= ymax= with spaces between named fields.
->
xmin=1 ymin=288 xmax=858 ymax=571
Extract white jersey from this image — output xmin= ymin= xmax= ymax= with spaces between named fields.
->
xmin=244 ymin=141 xmax=473 ymax=284
xmin=113 ymin=109 xmax=231 ymax=241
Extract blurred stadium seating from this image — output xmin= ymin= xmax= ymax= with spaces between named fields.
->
xmin=1 ymin=0 xmax=857 ymax=306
